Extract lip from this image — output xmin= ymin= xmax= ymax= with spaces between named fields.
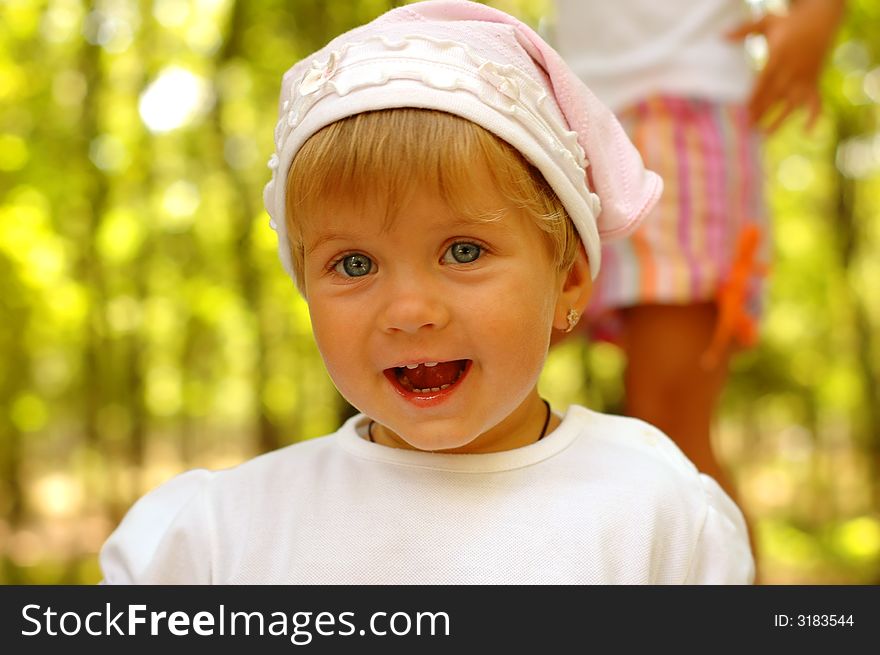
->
xmin=383 ymin=359 xmax=472 ymax=407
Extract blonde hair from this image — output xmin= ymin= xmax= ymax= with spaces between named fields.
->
xmin=286 ymin=109 xmax=580 ymax=291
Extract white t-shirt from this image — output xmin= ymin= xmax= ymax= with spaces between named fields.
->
xmin=552 ymin=0 xmax=755 ymax=111
xmin=100 ymin=405 xmax=754 ymax=584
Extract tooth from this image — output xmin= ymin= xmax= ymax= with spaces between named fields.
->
xmin=424 ymin=362 xmax=438 ymax=367
xmin=431 ymin=387 xmax=440 ymax=392
xmin=440 ymin=384 xmax=450 ymax=390
xmin=406 ymin=364 xmax=418 ymax=369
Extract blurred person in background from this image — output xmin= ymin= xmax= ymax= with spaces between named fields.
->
xmin=552 ymin=0 xmax=846 ymax=562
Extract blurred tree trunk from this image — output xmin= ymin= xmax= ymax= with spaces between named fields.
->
xmin=212 ymin=0 xmax=280 ymax=454
xmin=0 ymin=258 xmax=29 ymax=584
xmin=830 ymin=111 xmax=880 ymax=536
xmin=120 ymin=0 xmax=157 ymax=501
xmin=59 ymin=12 xmax=131 ymax=584
xmin=74 ymin=18 xmax=146 ymax=528
xmin=76 ymin=29 xmax=110 ymax=458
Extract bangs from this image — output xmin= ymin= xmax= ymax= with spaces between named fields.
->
xmin=288 ymin=109 xmax=504 ymax=227
xmin=286 ymin=108 xmax=579 ymax=288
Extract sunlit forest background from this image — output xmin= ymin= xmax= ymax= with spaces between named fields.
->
xmin=1 ymin=0 xmax=878 ymax=585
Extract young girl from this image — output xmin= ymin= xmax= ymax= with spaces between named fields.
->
xmin=99 ymin=0 xmax=753 ymax=584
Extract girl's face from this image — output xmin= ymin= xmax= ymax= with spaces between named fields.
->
xmin=301 ymin=162 xmax=582 ymax=453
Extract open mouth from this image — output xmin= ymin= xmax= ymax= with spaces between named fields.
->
xmin=384 ymin=359 xmax=471 ymax=396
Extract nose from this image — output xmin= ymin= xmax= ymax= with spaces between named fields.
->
xmin=380 ymin=273 xmax=451 ymax=334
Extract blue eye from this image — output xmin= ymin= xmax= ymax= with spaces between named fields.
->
xmin=335 ymin=253 xmax=373 ymax=277
xmin=444 ymin=242 xmax=481 ymax=264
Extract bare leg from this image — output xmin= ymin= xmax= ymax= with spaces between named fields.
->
xmin=620 ymin=302 xmax=732 ymax=493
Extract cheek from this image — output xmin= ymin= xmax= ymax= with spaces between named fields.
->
xmin=482 ymin=282 xmax=556 ymax=353
xmin=511 ymin=273 xmax=560 ymax=323
xmin=308 ymin=305 xmax=355 ymax=369
xmin=310 ymin=317 xmax=367 ymax=403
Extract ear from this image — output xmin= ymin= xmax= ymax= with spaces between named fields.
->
xmin=552 ymin=243 xmax=593 ymax=332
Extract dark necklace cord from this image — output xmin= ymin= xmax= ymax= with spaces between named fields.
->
xmin=368 ymin=399 xmax=552 ymax=444
xmin=537 ymin=398 xmax=552 ymax=441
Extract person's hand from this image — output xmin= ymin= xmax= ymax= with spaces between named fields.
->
xmin=727 ymin=0 xmax=846 ymax=134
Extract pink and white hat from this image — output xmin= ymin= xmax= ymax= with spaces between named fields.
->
xmin=263 ymin=0 xmax=662 ymax=281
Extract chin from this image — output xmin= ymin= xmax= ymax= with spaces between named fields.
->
xmin=393 ymin=423 xmax=478 ymax=453
xmin=407 ymin=436 xmax=475 ymax=453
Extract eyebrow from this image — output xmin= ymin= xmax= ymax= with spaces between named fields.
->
xmin=304 ymin=232 xmax=352 ymax=255
xmin=304 ymin=212 xmax=507 ymax=255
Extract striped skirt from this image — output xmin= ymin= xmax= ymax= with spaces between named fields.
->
xmin=585 ymin=95 xmax=770 ymax=349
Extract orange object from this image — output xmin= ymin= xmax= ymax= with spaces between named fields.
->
xmin=701 ymin=223 xmax=769 ymax=370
